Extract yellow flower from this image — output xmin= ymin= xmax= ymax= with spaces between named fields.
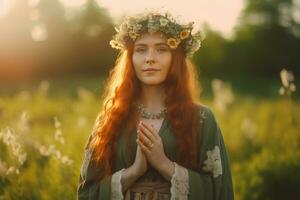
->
xmin=180 ymin=30 xmax=190 ymax=39
xmin=167 ymin=38 xmax=180 ymax=49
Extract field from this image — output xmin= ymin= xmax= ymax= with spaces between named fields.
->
xmin=0 ymin=76 xmax=299 ymax=200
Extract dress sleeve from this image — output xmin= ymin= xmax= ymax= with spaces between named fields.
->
xmin=187 ymin=106 xmax=234 ymax=200
xmin=77 ymin=134 xmax=112 ymax=200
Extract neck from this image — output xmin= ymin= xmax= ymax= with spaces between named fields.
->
xmin=138 ymin=84 xmax=166 ymax=112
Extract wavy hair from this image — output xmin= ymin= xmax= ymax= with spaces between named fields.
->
xmin=88 ymin=41 xmax=204 ymax=179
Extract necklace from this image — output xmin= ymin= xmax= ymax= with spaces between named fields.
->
xmin=137 ymin=103 xmax=167 ymax=119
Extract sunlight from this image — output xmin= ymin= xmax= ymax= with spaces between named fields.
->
xmin=95 ymin=0 xmax=244 ymax=38
xmin=0 ymin=0 xmax=14 ymax=17
xmin=59 ymin=0 xmax=87 ymax=7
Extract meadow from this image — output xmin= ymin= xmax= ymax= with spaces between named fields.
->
xmin=0 ymin=73 xmax=299 ymax=200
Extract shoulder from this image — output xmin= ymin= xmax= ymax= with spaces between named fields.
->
xmin=194 ymin=103 xmax=217 ymax=125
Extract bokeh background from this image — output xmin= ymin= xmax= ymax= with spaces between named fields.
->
xmin=0 ymin=0 xmax=299 ymax=199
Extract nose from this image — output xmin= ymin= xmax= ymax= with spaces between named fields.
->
xmin=145 ymin=48 xmax=156 ymax=65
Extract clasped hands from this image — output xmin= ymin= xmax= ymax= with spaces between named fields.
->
xmin=136 ymin=121 xmax=174 ymax=179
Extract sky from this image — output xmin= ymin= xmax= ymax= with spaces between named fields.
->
xmin=0 ymin=0 xmax=245 ymax=38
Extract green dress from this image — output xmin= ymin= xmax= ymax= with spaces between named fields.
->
xmin=77 ymin=105 xmax=234 ymax=200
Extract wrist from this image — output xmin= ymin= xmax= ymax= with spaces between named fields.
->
xmin=158 ymin=158 xmax=175 ymax=181
xmin=129 ymin=164 xmax=143 ymax=179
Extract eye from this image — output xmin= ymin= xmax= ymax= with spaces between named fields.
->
xmin=135 ymin=48 xmax=146 ymax=53
xmin=157 ymin=47 xmax=169 ymax=52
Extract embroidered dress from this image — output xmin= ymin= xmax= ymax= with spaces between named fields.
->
xmin=77 ymin=105 xmax=234 ymax=200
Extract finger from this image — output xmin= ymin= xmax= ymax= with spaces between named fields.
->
xmin=141 ymin=121 xmax=154 ymax=133
xmin=142 ymin=122 xmax=159 ymax=139
xmin=139 ymin=123 xmax=156 ymax=141
xmin=149 ymin=124 xmax=159 ymax=137
xmin=138 ymin=130 xmax=153 ymax=147
xmin=137 ymin=138 xmax=151 ymax=155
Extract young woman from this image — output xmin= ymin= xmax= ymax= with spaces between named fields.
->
xmin=77 ymin=11 xmax=234 ymax=200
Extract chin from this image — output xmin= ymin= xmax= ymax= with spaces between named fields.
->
xmin=141 ymin=79 xmax=164 ymax=86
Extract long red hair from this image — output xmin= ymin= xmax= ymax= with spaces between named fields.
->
xmin=88 ymin=42 xmax=204 ymax=179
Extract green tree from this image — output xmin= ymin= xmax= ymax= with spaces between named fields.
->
xmin=233 ymin=0 xmax=300 ymax=77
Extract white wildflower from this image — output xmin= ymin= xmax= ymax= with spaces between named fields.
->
xmin=6 ymin=166 xmax=19 ymax=175
xmin=280 ymin=68 xmax=294 ymax=88
xmin=61 ymin=156 xmax=74 ymax=165
xmin=54 ymin=117 xmax=65 ymax=144
xmin=279 ymin=86 xmax=285 ymax=95
xmin=279 ymin=68 xmax=296 ymax=96
xmin=212 ymin=79 xmax=235 ymax=114
xmin=159 ymin=18 xmax=169 ymax=26
xmin=39 ymin=145 xmax=49 ymax=156
xmin=290 ymin=83 xmax=296 ymax=92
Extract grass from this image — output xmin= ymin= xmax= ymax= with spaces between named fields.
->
xmin=0 ymin=76 xmax=299 ymax=199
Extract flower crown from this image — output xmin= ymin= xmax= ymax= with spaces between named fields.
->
xmin=109 ymin=11 xmax=206 ymax=57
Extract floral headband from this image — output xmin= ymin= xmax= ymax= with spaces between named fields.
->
xmin=109 ymin=11 xmax=206 ymax=57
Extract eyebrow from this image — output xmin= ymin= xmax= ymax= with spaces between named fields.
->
xmin=134 ymin=43 xmax=169 ymax=47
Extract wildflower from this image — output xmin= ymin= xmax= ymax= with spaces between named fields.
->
xmin=54 ymin=117 xmax=65 ymax=144
xmin=61 ymin=156 xmax=74 ymax=165
xmin=279 ymin=68 xmax=296 ymax=96
xmin=159 ymin=18 xmax=169 ymax=26
xmin=128 ymin=31 xmax=140 ymax=40
xmin=6 ymin=166 xmax=19 ymax=175
xmin=280 ymin=68 xmax=294 ymax=87
xmin=0 ymin=127 xmax=27 ymax=166
xmin=167 ymin=37 xmax=180 ymax=49
xmin=109 ymin=40 xmax=124 ymax=50
xmin=212 ymin=79 xmax=235 ymax=113
xmin=180 ymin=29 xmax=190 ymax=39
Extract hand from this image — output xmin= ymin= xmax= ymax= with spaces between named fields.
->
xmin=132 ymin=133 xmax=148 ymax=177
xmin=136 ymin=120 xmax=168 ymax=171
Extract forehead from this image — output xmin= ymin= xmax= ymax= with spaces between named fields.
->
xmin=134 ymin=32 xmax=167 ymax=46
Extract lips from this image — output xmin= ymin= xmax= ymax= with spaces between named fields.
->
xmin=142 ymin=68 xmax=160 ymax=72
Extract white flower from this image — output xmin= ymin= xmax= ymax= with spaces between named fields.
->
xmin=203 ymin=145 xmax=223 ymax=178
xmin=212 ymin=79 xmax=235 ymax=113
xmin=159 ymin=18 xmax=169 ymax=26
xmin=279 ymin=68 xmax=296 ymax=96
xmin=290 ymin=83 xmax=296 ymax=92
xmin=280 ymin=68 xmax=294 ymax=88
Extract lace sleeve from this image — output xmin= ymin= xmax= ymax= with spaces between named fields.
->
xmin=111 ymin=168 xmax=125 ymax=200
xmin=170 ymin=162 xmax=189 ymax=200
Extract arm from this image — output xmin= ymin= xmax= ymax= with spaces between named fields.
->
xmin=157 ymin=106 xmax=234 ymax=200
xmin=78 ymin=133 xmax=143 ymax=200
xmin=187 ymin=106 xmax=234 ymax=200
xmin=77 ymin=146 xmax=112 ymax=200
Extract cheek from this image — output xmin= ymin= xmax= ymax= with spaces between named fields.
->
xmin=132 ymin=53 xmax=142 ymax=71
xmin=132 ymin=53 xmax=146 ymax=81
xmin=160 ymin=53 xmax=172 ymax=74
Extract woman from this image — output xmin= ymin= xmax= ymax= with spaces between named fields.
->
xmin=77 ymin=11 xmax=234 ymax=200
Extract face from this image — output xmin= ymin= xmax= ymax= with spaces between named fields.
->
xmin=132 ymin=32 xmax=172 ymax=86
